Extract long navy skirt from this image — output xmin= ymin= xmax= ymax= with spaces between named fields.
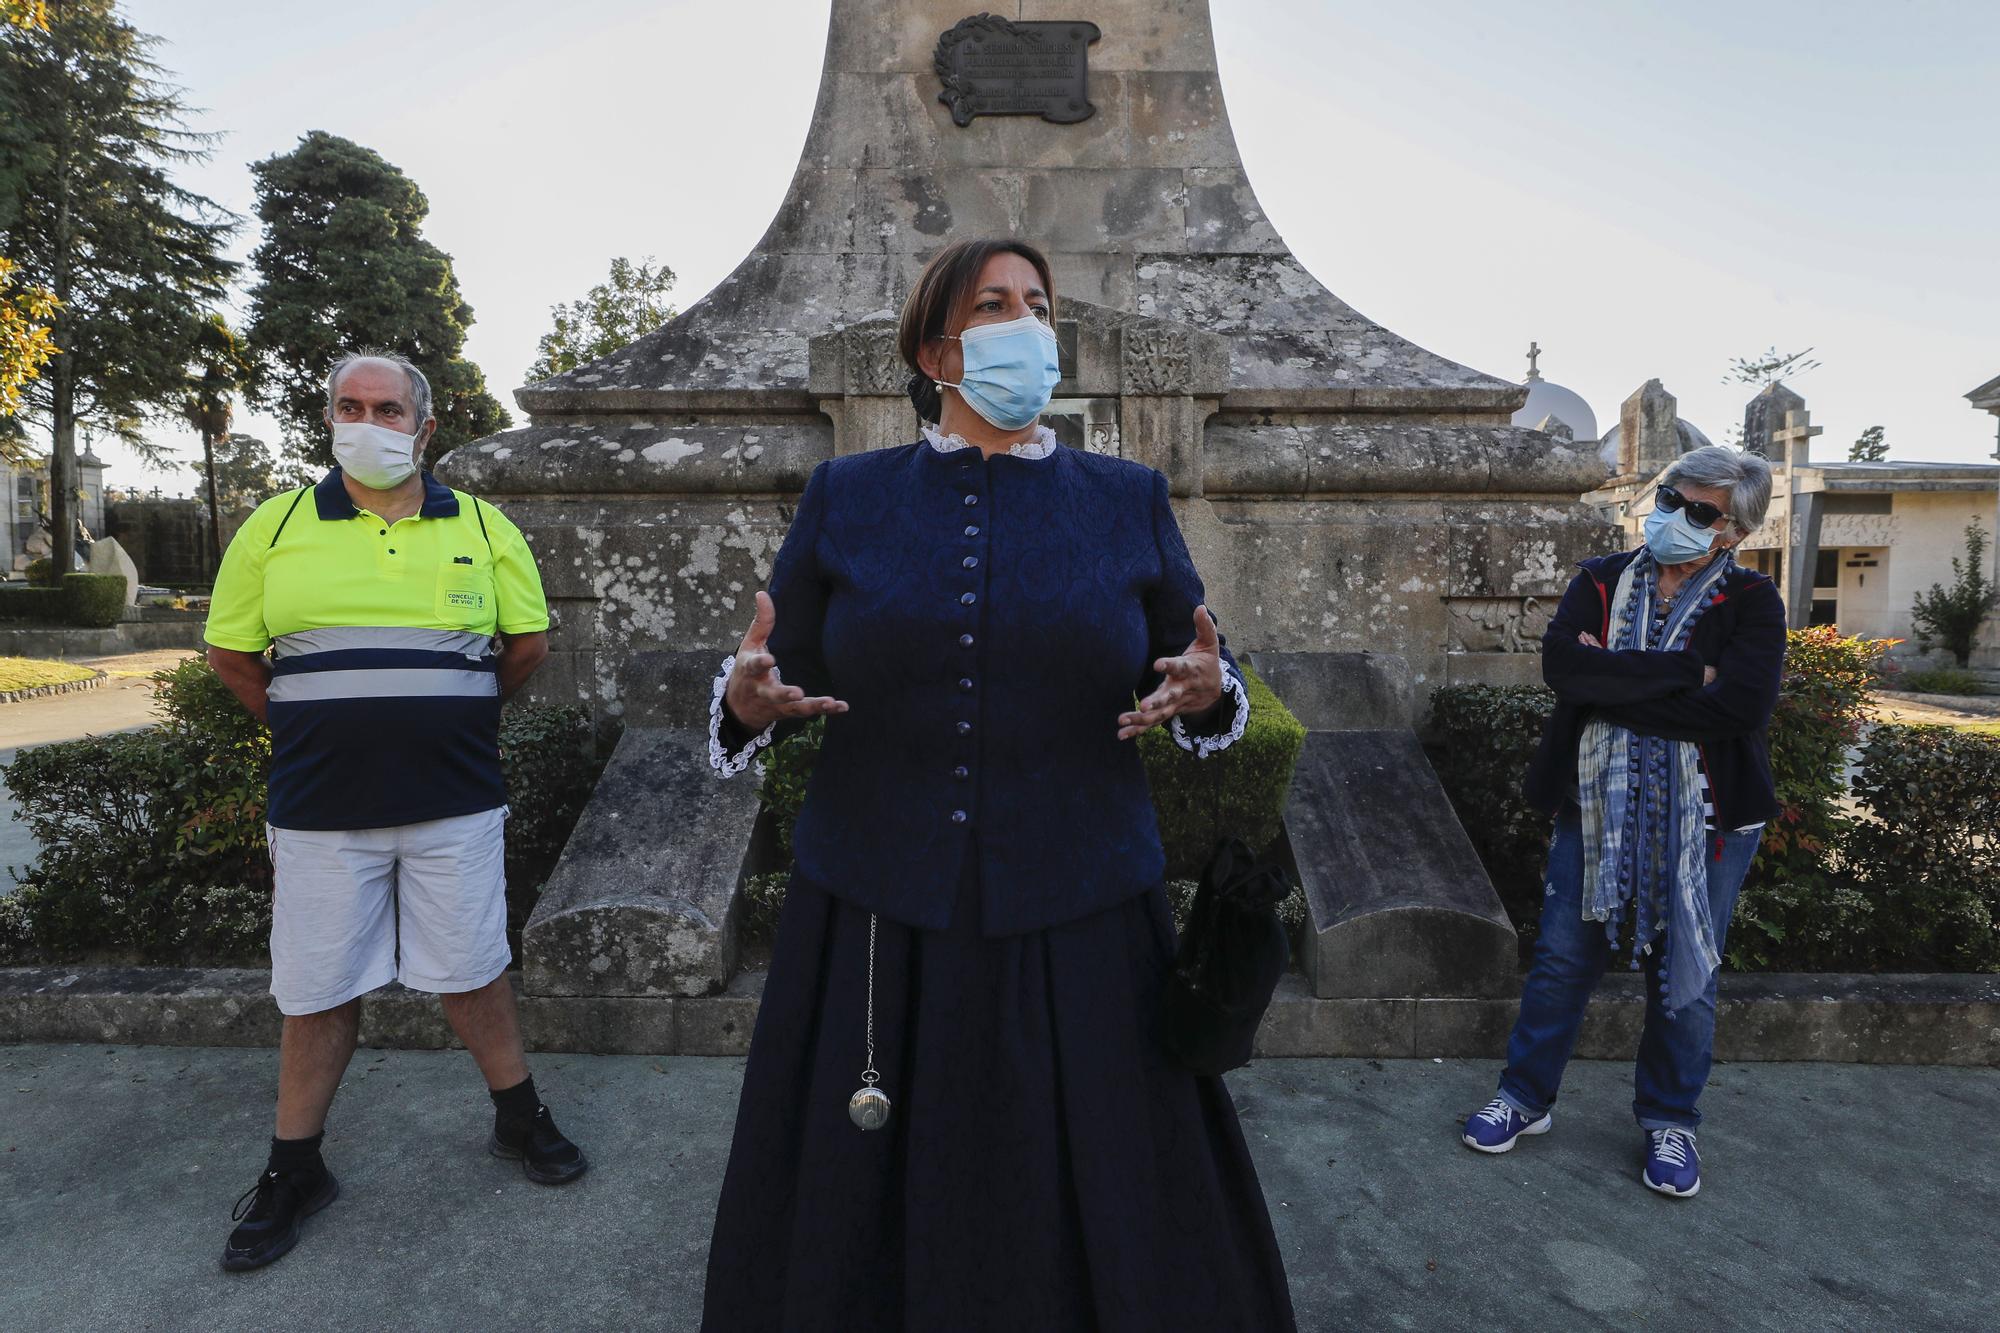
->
xmin=699 ymin=843 xmax=1298 ymax=1332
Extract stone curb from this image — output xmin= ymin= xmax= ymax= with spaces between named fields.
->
xmin=1876 ymin=689 xmax=2000 ymax=717
xmin=0 ymin=621 xmax=207 ymax=660
xmin=0 ymin=669 xmax=106 ymax=706
xmin=3 ymin=966 xmax=1995 ymax=1065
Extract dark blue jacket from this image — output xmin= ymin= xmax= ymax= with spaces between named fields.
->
xmin=720 ymin=440 xmax=1243 ymax=936
xmin=1524 ymin=548 xmax=1786 ymax=831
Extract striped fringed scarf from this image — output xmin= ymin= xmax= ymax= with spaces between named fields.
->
xmin=1575 ymin=550 xmax=1734 ymax=1017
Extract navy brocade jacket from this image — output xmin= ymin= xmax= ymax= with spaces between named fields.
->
xmin=708 ymin=430 xmax=1249 ymax=937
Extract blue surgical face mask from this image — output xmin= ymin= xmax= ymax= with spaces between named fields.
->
xmin=937 ymin=314 xmax=1061 ymax=431
xmin=1643 ymin=503 xmax=1723 ymax=566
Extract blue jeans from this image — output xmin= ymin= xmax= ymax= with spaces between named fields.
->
xmin=1497 ymin=805 xmax=1762 ymax=1132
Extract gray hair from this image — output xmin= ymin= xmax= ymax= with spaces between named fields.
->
xmin=1661 ymin=444 xmax=1773 ymax=537
xmin=325 ymin=350 xmax=433 ymax=424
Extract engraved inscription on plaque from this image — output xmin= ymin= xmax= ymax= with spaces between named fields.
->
xmin=934 ymin=14 xmax=1101 ymax=127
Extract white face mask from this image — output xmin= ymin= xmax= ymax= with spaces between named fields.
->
xmin=331 ymin=420 xmax=420 ymax=490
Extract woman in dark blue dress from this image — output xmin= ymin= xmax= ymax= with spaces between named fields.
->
xmin=700 ymin=238 xmax=1297 ymax=1331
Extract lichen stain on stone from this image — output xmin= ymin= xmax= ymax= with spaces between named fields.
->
xmin=1509 ymin=540 xmax=1559 ymax=592
xmin=680 ymin=529 xmax=725 ymax=580
xmin=642 ymin=437 xmax=704 ymax=467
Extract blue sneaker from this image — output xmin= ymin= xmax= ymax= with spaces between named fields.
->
xmin=1462 ymin=1096 xmax=1552 ymax=1153
xmin=1643 ymin=1128 xmax=1701 ymax=1197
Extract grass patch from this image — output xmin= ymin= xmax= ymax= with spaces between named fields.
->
xmin=0 ymin=657 xmax=95 ymax=693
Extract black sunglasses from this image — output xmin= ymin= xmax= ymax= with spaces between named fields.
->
xmin=1655 ymin=484 xmax=1732 ymax=531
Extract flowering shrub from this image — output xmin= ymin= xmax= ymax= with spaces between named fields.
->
xmin=1732 ymin=628 xmax=1895 ymax=965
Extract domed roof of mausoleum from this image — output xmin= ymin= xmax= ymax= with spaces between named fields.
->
xmin=1510 ymin=343 xmax=1599 ymax=442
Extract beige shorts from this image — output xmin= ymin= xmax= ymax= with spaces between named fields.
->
xmin=266 ymin=807 xmax=510 ymax=1016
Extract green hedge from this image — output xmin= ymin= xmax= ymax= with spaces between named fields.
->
xmin=496 ymin=703 xmax=600 ymax=950
xmin=0 ymin=658 xmax=278 ymax=963
xmin=1816 ymin=726 xmax=2000 ymax=972
xmin=0 ymin=584 xmax=63 ymax=621
xmin=61 ymin=573 xmax=127 ymax=627
xmin=0 ymin=575 xmax=129 ymax=626
xmin=1429 ymin=629 xmax=1999 ymax=973
xmin=741 ymin=661 xmax=1308 ymax=943
xmin=1896 ymin=667 xmax=1985 ymax=697
xmin=0 ymin=657 xmax=601 ymax=965
xmin=1139 ymin=663 xmax=1307 ymax=880
xmin=1427 ymin=684 xmax=1558 ymax=956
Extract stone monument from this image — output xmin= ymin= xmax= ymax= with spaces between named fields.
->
xmin=85 ymin=536 xmax=139 ymax=606
xmin=440 ymin=1 xmax=1617 ymax=1006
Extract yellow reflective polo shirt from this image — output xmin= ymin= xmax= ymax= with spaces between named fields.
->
xmin=206 ymin=469 xmax=549 ymax=830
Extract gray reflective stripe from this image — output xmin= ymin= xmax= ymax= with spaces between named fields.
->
xmin=272 ymin=627 xmax=493 ymax=659
xmin=267 ymin=667 xmax=499 ymax=702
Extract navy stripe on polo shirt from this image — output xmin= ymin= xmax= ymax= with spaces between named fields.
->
xmin=265 ymin=625 xmax=505 ymax=829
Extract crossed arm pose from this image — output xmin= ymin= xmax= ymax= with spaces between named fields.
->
xmin=1463 ymin=448 xmax=1787 ymax=1204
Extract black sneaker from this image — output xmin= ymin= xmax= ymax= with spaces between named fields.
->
xmin=221 ymin=1166 xmax=339 ymax=1272
xmin=489 ymin=1104 xmax=588 ymax=1185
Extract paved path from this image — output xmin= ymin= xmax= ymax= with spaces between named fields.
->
xmin=1869 ymin=693 xmax=1996 ymax=727
xmin=0 ymin=649 xmax=197 ymax=888
xmin=0 ymin=1046 xmax=1993 ymax=1332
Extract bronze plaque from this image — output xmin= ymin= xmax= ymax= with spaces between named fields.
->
xmin=934 ymin=15 xmax=1101 ymax=127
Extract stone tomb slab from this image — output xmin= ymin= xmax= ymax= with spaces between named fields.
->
xmin=1283 ymin=729 xmax=1517 ymax=1000
xmin=521 ymin=727 xmax=760 ymax=998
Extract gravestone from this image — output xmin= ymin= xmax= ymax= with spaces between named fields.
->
xmin=443 ymin=1 xmax=1617 ymax=1000
xmin=85 ymin=536 xmax=140 ymax=606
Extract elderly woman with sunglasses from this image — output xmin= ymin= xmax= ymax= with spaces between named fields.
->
xmin=1460 ymin=445 xmax=1784 ymax=1199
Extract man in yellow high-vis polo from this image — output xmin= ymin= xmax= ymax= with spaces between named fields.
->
xmin=205 ymin=352 xmax=587 ymax=1273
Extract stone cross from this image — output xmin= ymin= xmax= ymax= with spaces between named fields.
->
xmin=1775 ymin=406 xmax=1826 ymax=630
xmin=1772 ymin=407 xmax=1822 ymax=470
xmin=1525 ymin=341 xmax=1542 ymax=381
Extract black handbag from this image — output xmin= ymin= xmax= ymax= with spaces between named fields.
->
xmin=1158 ymin=830 xmax=1293 ymax=1077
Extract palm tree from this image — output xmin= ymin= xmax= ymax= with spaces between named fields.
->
xmin=181 ymin=313 xmax=249 ymax=573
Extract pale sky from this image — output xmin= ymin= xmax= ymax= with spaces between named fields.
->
xmin=96 ymin=0 xmax=2000 ymax=491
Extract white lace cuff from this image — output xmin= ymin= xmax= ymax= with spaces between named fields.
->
xmin=708 ymin=654 xmax=777 ymax=779
xmin=1169 ymin=668 xmax=1249 ymax=759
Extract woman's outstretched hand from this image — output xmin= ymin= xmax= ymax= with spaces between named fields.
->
xmin=1119 ymin=605 xmax=1225 ymax=741
xmin=725 ymin=591 xmax=848 ymax=733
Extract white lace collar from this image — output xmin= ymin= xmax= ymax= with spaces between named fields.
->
xmin=922 ymin=421 xmax=1060 ymax=460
